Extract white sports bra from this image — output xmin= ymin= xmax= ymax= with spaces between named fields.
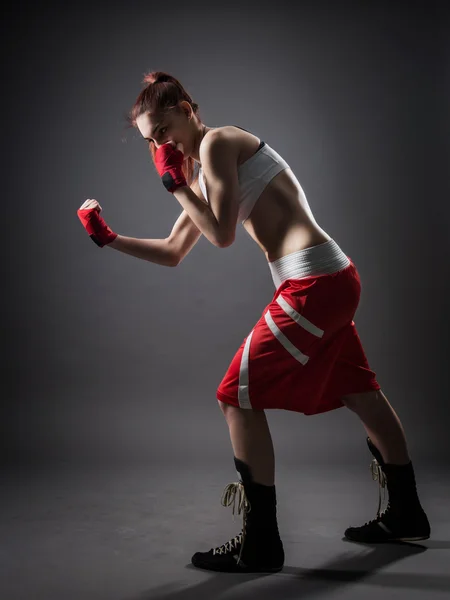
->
xmin=197 ymin=126 xmax=290 ymax=224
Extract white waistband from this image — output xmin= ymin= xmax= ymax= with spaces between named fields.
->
xmin=268 ymin=239 xmax=350 ymax=289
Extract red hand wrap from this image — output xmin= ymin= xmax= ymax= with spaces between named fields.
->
xmin=155 ymin=143 xmax=187 ymax=193
xmin=77 ymin=208 xmax=118 ymax=247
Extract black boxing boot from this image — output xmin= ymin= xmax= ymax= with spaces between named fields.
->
xmin=191 ymin=457 xmax=285 ymax=572
xmin=344 ymin=437 xmax=431 ymax=543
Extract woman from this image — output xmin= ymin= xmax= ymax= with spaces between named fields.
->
xmin=77 ymin=71 xmax=430 ymax=574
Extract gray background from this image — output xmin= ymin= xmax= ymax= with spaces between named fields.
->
xmin=3 ymin=3 xmax=450 ymax=600
xmin=3 ymin=0 xmax=449 ymax=469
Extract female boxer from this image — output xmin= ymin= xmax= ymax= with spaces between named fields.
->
xmin=77 ymin=71 xmax=430 ymax=573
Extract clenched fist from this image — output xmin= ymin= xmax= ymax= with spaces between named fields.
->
xmin=77 ymin=199 xmax=118 ymax=247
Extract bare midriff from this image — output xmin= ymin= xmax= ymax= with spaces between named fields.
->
xmin=219 ymin=126 xmax=331 ymax=263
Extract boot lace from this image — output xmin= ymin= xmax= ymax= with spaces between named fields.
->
xmin=360 ymin=458 xmax=391 ymax=527
xmin=212 ymin=481 xmax=252 ymax=566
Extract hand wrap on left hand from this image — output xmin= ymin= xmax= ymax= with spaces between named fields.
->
xmin=154 ymin=143 xmax=187 ymax=193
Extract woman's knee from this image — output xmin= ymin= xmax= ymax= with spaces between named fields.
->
xmin=218 ymin=399 xmax=229 ymax=414
xmin=217 ymin=399 xmax=264 ymax=419
xmin=218 ymin=399 xmax=240 ymax=416
xmin=341 ymin=389 xmax=384 ymax=413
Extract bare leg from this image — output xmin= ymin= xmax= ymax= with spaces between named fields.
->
xmin=218 ymin=401 xmax=275 ymax=486
xmin=190 ymin=401 xmax=284 ymax=572
xmin=341 ymin=389 xmax=410 ymax=464
xmin=341 ymin=388 xmax=431 ymax=543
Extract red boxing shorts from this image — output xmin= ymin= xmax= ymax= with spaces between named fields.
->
xmin=216 ymin=259 xmax=380 ymax=415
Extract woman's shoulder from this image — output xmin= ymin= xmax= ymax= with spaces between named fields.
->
xmin=199 ymin=126 xmax=240 ymax=159
xmin=200 ymin=125 xmax=260 ymax=162
xmin=202 ymin=125 xmax=242 ymax=143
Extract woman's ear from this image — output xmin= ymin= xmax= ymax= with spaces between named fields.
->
xmin=180 ymin=100 xmax=192 ymax=120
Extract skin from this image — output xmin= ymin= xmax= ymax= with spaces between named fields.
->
xmin=135 ymin=101 xmax=331 ymax=262
xmin=137 ymin=102 xmax=412 ymax=492
xmin=77 ymin=104 xmax=412 ymax=504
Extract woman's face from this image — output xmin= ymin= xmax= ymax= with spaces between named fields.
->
xmin=136 ymin=103 xmax=195 ymax=155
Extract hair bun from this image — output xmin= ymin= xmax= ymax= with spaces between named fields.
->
xmin=142 ymin=71 xmax=172 ymax=85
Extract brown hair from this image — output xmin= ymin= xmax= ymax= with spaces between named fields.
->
xmin=126 ymin=71 xmax=201 ymax=186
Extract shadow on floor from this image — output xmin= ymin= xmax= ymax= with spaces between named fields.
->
xmin=129 ymin=538 xmax=448 ymax=600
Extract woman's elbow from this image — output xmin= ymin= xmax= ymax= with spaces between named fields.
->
xmin=216 ymin=226 xmax=236 ymax=248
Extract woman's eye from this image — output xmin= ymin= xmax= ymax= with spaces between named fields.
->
xmin=146 ymin=127 xmax=168 ymax=145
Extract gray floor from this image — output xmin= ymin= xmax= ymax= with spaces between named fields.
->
xmin=2 ymin=462 xmax=449 ymax=600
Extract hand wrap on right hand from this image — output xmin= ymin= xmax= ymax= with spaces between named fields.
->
xmin=77 ymin=207 xmax=118 ymax=247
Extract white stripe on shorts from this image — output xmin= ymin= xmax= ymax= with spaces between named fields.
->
xmin=265 ymin=310 xmax=310 ymax=365
xmin=237 ymin=329 xmax=254 ymax=410
xmin=275 ymin=294 xmax=324 ymax=338
xmin=236 ymin=297 xmax=324 ymax=409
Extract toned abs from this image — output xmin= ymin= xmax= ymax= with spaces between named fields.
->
xmin=220 ymin=126 xmax=331 ymax=263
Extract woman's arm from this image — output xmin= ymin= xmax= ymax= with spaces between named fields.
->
xmin=107 ymin=235 xmax=177 ymax=267
xmin=172 ymin=132 xmax=238 ymax=248
xmin=154 ymin=131 xmax=238 ymax=250
xmin=106 ymin=177 xmax=206 ymax=267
